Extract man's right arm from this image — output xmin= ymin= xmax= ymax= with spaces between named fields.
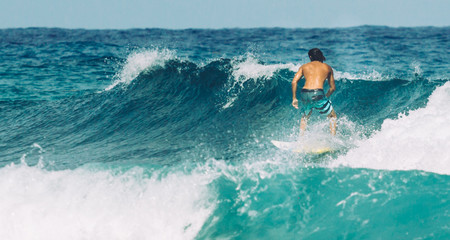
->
xmin=326 ymin=67 xmax=335 ymax=98
xmin=292 ymin=66 xmax=303 ymax=109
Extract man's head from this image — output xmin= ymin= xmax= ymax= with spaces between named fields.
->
xmin=308 ymin=48 xmax=326 ymax=62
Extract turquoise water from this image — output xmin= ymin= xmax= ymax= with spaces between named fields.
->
xmin=0 ymin=27 xmax=449 ymax=239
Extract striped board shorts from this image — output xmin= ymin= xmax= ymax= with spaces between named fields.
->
xmin=300 ymin=88 xmax=334 ymax=115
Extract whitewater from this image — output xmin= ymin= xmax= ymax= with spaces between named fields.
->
xmin=0 ymin=27 xmax=449 ymax=239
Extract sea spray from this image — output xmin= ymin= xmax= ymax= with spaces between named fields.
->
xmin=332 ymin=81 xmax=450 ymax=174
xmin=0 ymin=163 xmax=216 ymax=240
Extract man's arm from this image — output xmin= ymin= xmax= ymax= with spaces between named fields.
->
xmin=292 ymin=67 xmax=303 ymax=109
xmin=326 ymin=67 xmax=335 ymax=98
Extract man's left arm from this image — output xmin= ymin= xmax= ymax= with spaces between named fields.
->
xmin=326 ymin=68 xmax=335 ymax=98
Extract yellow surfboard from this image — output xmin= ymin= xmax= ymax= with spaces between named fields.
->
xmin=271 ymin=140 xmax=334 ymax=154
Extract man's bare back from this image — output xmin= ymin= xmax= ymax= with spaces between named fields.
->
xmin=300 ymin=61 xmax=334 ymax=90
xmin=291 ymin=48 xmax=337 ymax=135
xmin=292 ymin=61 xmax=335 ymax=101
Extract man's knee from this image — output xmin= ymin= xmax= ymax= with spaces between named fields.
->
xmin=328 ymin=109 xmax=337 ymax=119
xmin=303 ymin=110 xmax=313 ymax=119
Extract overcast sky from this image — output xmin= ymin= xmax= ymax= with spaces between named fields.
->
xmin=1 ymin=0 xmax=449 ymax=29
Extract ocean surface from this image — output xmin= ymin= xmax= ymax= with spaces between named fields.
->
xmin=0 ymin=26 xmax=449 ymax=239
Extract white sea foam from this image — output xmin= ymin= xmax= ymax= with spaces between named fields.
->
xmin=105 ymin=49 xmax=175 ymax=91
xmin=0 ymin=163 xmax=216 ymax=240
xmin=231 ymin=55 xmax=391 ymax=83
xmin=231 ymin=56 xmax=298 ymax=82
xmin=410 ymin=61 xmax=423 ymax=77
xmin=222 ymin=56 xmax=298 ymax=109
xmin=331 ymin=81 xmax=450 ymax=175
xmin=334 ymin=69 xmax=388 ymax=81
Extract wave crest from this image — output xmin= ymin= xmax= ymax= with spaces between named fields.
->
xmin=105 ymin=49 xmax=176 ymax=91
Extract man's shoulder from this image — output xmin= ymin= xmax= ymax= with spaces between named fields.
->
xmin=301 ymin=62 xmax=314 ymax=66
xmin=302 ymin=61 xmax=331 ymax=69
xmin=319 ymin=62 xmax=331 ymax=68
xmin=300 ymin=62 xmax=314 ymax=69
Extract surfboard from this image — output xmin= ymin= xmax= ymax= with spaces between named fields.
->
xmin=271 ymin=140 xmax=334 ymax=154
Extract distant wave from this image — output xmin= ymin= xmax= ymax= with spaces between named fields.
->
xmin=2 ymin=48 xmax=446 ymax=168
xmin=106 ymin=49 xmax=446 ymax=92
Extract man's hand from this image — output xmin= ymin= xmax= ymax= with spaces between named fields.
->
xmin=292 ymin=99 xmax=299 ymax=109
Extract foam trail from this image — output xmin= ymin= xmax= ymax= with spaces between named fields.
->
xmin=0 ymin=164 xmax=216 ymax=240
xmin=331 ymin=81 xmax=450 ymax=175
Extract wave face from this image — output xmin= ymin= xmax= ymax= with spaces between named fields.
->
xmin=0 ymin=27 xmax=449 ymax=239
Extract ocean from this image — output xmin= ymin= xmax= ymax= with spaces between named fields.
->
xmin=0 ymin=26 xmax=449 ymax=239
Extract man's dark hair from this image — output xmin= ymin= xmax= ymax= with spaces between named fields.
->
xmin=308 ymin=48 xmax=326 ymax=62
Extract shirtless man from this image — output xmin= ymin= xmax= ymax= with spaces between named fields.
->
xmin=291 ymin=48 xmax=337 ymax=135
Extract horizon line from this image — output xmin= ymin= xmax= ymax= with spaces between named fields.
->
xmin=1 ymin=24 xmax=449 ymax=31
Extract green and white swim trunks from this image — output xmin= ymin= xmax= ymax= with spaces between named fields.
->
xmin=300 ymin=89 xmax=334 ymax=115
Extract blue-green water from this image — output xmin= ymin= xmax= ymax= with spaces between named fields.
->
xmin=0 ymin=27 xmax=449 ymax=239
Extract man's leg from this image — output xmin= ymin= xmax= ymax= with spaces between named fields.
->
xmin=300 ymin=110 xmax=313 ymax=135
xmin=327 ymin=109 xmax=337 ymax=135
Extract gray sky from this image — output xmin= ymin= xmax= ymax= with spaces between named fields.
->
xmin=1 ymin=0 xmax=449 ymax=29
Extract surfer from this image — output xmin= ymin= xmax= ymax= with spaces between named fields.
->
xmin=291 ymin=48 xmax=337 ymax=135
